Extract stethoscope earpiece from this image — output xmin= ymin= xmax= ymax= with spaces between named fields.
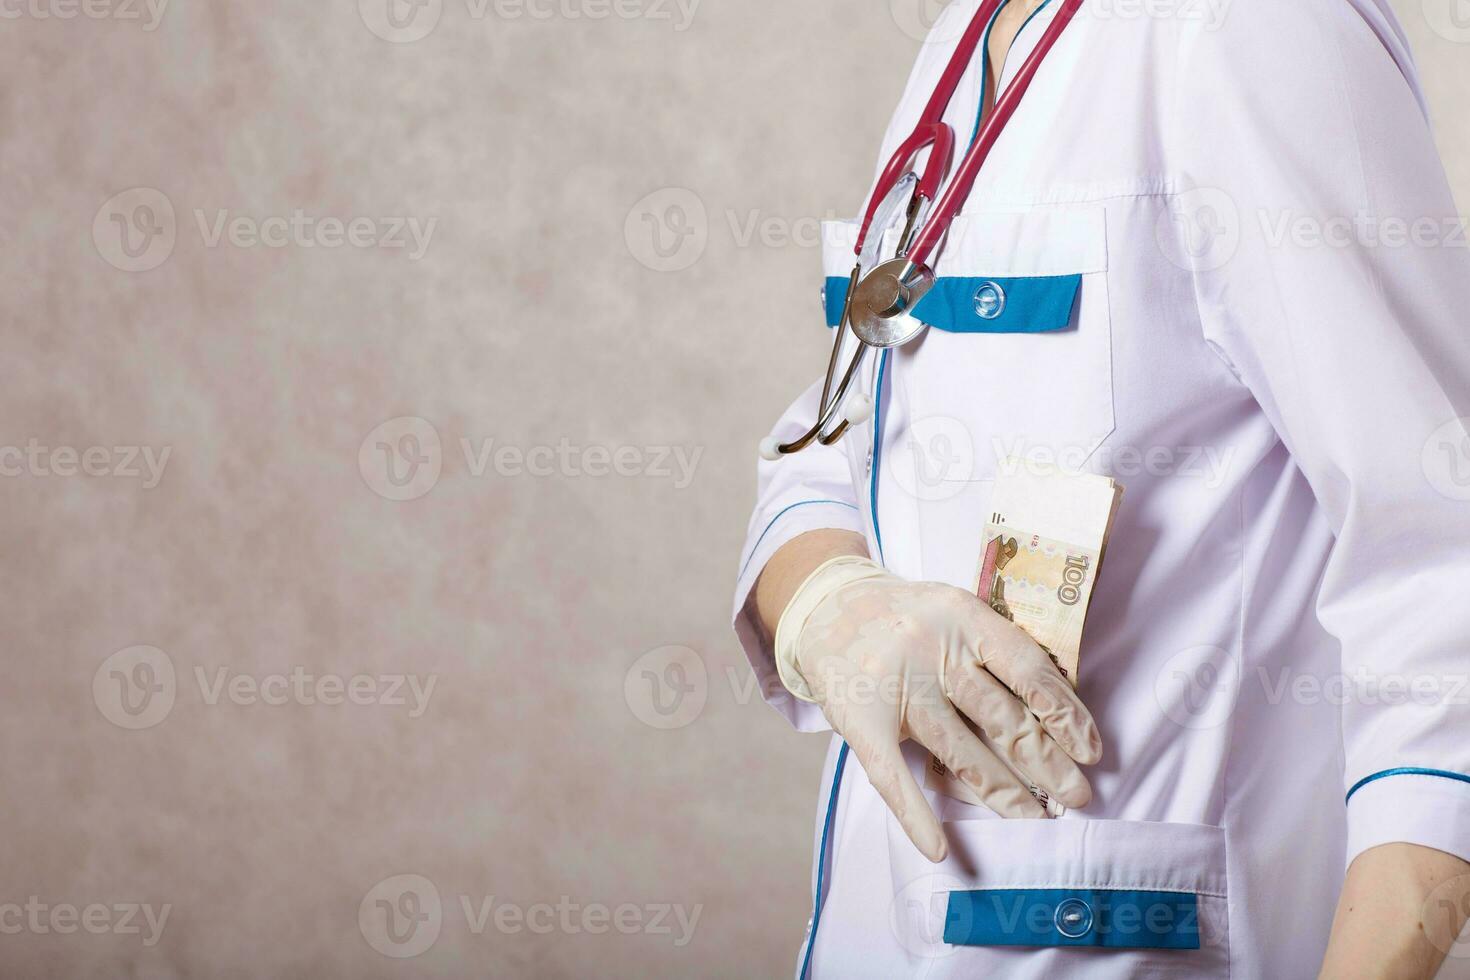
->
xmin=758 ymin=436 xmax=784 ymax=462
xmin=843 ymin=393 xmax=875 ymax=426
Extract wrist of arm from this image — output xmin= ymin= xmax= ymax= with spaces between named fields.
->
xmin=753 ymin=529 xmax=869 ymax=638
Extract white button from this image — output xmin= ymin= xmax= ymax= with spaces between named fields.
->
xmin=974 ymin=281 xmax=1006 ymax=320
xmin=1054 ymin=898 xmax=1094 ymax=939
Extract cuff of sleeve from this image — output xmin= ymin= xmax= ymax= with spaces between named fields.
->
xmin=1346 ymin=770 xmax=1470 ymax=868
xmin=773 ymin=555 xmax=891 ymax=704
xmin=731 ymin=499 xmax=865 ymax=733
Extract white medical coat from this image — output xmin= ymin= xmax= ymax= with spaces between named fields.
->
xmin=733 ymin=0 xmax=1470 ymax=976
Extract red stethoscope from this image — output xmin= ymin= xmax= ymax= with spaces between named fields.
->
xmin=761 ymin=0 xmax=1085 ymax=461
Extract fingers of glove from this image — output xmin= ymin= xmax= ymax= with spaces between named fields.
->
xmin=946 ymin=657 xmax=1092 ymax=809
xmin=840 ymin=726 xmax=948 ymax=863
xmin=960 ymin=607 xmax=1103 ymax=765
xmin=908 ymin=701 xmax=1047 ymax=821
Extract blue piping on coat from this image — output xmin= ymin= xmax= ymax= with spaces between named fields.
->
xmin=738 ymin=499 xmax=860 ymax=583
xmin=798 ymin=743 xmax=849 ymax=980
xmin=1346 ymin=767 xmax=1470 ymax=803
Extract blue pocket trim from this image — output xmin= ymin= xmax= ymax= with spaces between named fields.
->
xmin=823 ymin=274 xmax=1081 ymax=334
xmin=943 ymin=889 xmax=1201 ymax=950
xmin=823 ymin=276 xmax=849 ymax=328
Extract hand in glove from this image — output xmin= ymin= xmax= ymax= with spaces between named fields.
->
xmin=775 ymin=555 xmax=1103 ymax=862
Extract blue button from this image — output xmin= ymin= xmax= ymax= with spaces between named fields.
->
xmin=1054 ymin=898 xmax=1094 ymax=939
xmin=973 ymin=281 xmax=1006 ymax=320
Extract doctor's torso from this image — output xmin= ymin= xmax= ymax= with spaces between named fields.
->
xmin=802 ymin=3 xmax=1393 ymax=974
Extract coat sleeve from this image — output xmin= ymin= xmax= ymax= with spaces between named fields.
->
xmin=732 ymin=379 xmax=866 ymax=733
xmin=729 ymin=6 xmax=979 ymax=732
xmin=1168 ymin=0 xmax=1470 ymax=866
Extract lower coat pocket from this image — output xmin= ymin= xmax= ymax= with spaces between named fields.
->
xmin=898 ymin=817 xmax=1231 ymax=978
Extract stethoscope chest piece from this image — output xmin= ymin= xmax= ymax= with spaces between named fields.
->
xmin=848 ymin=258 xmax=936 ymax=349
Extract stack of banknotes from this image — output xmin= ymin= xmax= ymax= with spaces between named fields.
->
xmin=926 ymin=460 xmax=1123 ymax=816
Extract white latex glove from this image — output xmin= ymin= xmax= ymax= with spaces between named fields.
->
xmin=775 ymin=556 xmax=1103 ymax=862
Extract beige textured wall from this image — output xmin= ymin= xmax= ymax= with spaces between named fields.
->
xmin=0 ymin=1 xmax=1463 ymax=976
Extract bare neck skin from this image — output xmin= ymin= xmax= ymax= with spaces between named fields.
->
xmin=983 ymin=0 xmax=1048 ymax=115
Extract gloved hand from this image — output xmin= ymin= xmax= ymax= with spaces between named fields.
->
xmin=775 ymin=555 xmax=1103 ymax=862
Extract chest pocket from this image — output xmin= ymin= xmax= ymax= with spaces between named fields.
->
xmin=904 ymin=206 xmax=1113 ymax=454
xmin=878 ymin=206 xmax=1116 ymax=589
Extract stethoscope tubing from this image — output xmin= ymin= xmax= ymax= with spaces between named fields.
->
xmin=905 ymin=0 xmax=1086 ymax=268
xmin=767 ymin=0 xmax=1085 ymax=461
xmin=776 ymin=271 xmax=869 ymax=456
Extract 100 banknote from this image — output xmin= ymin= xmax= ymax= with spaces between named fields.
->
xmin=926 ymin=462 xmax=1121 ymax=815
xmin=975 ymin=528 xmax=1102 ymax=685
